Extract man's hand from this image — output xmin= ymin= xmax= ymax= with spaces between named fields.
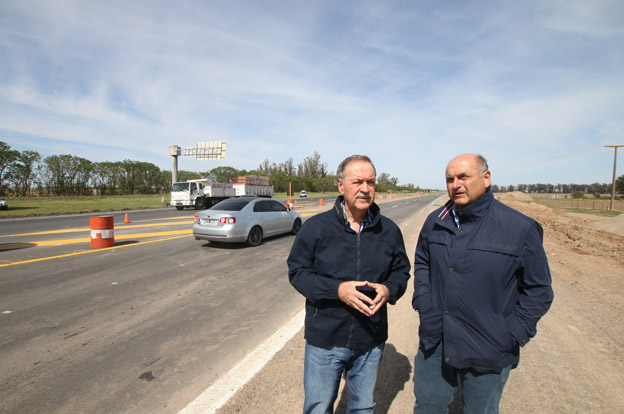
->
xmin=338 ymin=281 xmax=390 ymax=317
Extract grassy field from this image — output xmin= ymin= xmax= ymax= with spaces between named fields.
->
xmin=529 ymin=197 xmax=623 ymax=216
xmin=0 ymin=195 xmax=167 ymax=219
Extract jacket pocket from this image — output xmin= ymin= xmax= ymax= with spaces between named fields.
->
xmin=468 ymin=241 xmax=519 ymax=257
xmin=492 ymin=314 xmax=515 ymax=352
xmin=417 ymin=295 xmax=443 ymax=340
xmin=429 ymin=231 xmax=451 ymax=247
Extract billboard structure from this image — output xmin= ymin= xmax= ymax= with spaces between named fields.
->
xmin=169 ymin=141 xmax=226 ymax=184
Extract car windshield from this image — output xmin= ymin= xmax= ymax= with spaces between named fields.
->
xmin=210 ymin=198 xmax=252 ymax=211
xmin=171 ymin=183 xmax=189 ymax=191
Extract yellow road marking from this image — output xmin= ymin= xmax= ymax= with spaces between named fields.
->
xmin=0 ymin=209 xmax=323 ymax=267
xmin=0 ymin=234 xmax=192 ymax=268
xmin=0 ymin=229 xmax=193 ymax=250
xmin=0 ymin=221 xmax=195 ymax=237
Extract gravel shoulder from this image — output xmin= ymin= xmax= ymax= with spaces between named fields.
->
xmin=216 ymin=194 xmax=624 ymax=414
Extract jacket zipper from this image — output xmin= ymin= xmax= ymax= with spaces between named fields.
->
xmin=346 ymin=231 xmax=361 ymax=347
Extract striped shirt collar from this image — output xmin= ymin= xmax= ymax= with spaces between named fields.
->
xmin=341 ymin=200 xmax=372 ymax=234
xmin=438 ymin=199 xmax=460 ymax=229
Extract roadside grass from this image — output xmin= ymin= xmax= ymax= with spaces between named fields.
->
xmin=0 ymin=193 xmax=337 ymax=219
xmin=0 ymin=195 xmax=166 ymax=219
xmin=530 ymin=198 xmax=622 ymax=217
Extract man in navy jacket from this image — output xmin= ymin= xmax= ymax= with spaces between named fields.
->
xmin=412 ymin=154 xmax=553 ymax=413
xmin=288 ymin=155 xmax=410 ymax=414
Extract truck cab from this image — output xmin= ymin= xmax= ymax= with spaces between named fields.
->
xmin=171 ymin=180 xmax=207 ymax=210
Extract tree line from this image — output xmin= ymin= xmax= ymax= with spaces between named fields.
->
xmin=0 ymin=143 xmax=416 ymax=196
xmin=1 ymin=141 xmax=622 ymax=196
xmin=255 ymin=151 xmax=413 ymax=193
xmin=491 ymin=182 xmax=624 ymax=195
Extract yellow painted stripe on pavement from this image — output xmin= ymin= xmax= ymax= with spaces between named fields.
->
xmin=0 ymin=234 xmax=192 ymax=268
xmin=1 ymin=221 xmax=195 ymax=238
xmin=0 ymin=229 xmax=193 ymax=250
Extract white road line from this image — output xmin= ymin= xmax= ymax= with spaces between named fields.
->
xmin=178 ymin=309 xmax=305 ymax=414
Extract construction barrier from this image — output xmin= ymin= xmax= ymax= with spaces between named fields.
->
xmin=90 ymin=216 xmax=115 ymax=248
xmin=319 ymin=198 xmax=324 ymax=206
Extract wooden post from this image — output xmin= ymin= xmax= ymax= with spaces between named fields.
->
xmin=605 ymin=145 xmax=623 ymax=211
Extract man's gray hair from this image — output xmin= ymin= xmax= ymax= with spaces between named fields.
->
xmin=475 ymin=154 xmax=489 ymax=177
xmin=336 ymin=155 xmax=377 ymax=182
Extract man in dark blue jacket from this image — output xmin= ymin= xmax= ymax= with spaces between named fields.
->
xmin=288 ymin=154 xmax=411 ymax=414
xmin=412 ymin=153 xmax=554 ymax=413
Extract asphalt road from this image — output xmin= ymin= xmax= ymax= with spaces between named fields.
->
xmin=0 ymin=194 xmax=439 ymax=413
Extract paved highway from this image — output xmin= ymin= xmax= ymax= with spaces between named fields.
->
xmin=0 ymin=194 xmax=440 ymax=413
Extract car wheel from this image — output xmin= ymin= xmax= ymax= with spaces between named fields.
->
xmin=175 ymin=206 xmax=184 ymax=211
xmin=247 ymin=226 xmax=263 ymax=247
xmin=194 ymin=198 xmax=203 ymax=209
xmin=292 ymin=218 xmax=302 ymax=235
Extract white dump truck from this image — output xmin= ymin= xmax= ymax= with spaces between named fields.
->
xmin=170 ymin=176 xmax=274 ymax=210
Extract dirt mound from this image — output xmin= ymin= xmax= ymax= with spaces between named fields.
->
xmin=496 ymin=191 xmax=533 ymax=202
xmin=502 ymin=200 xmax=624 ymax=267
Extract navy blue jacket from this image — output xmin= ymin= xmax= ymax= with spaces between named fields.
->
xmin=412 ymin=190 xmax=553 ymax=372
xmin=288 ymin=196 xmax=411 ymax=351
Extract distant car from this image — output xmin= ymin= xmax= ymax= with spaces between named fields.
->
xmin=299 ymin=190 xmax=307 ymax=198
xmin=0 ymin=198 xmax=7 ymax=210
xmin=193 ymin=197 xmax=302 ymax=246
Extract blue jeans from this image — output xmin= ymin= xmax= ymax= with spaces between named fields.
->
xmin=303 ymin=342 xmax=385 ymax=414
xmin=413 ymin=341 xmax=511 ymax=414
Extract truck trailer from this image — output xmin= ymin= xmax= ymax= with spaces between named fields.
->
xmin=170 ymin=176 xmax=274 ymax=210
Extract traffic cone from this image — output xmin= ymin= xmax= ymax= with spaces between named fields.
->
xmin=124 ymin=213 xmax=130 ymax=223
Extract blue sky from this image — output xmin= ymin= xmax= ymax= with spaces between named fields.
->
xmin=1 ymin=0 xmax=623 ymax=189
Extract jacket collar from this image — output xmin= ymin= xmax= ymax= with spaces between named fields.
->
xmin=438 ymin=189 xmax=494 ymax=228
xmin=453 ymin=189 xmax=493 ymax=224
xmin=333 ymin=195 xmax=380 ymax=230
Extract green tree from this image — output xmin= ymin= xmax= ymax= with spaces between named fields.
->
xmin=377 ymin=172 xmax=391 ymax=185
xmin=0 ymin=141 xmax=20 ymax=195
xmin=115 ymin=160 xmax=163 ymax=194
xmin=297 ymin=151 xmax=328 ymax=178
xmin=135 ymin=161 xmax=162 ymax=194
xmin=41 ymin=154 xmax=93 ymax=195
xmin=175 ymin=170 xmax=203 ymax=183
xmin=208 ymin=166 xmax=240 ymax=183
xmin=616 ymin=174 xmax=624 ymax=195
xmin=93 ymin=161 xmax=124 ymax=195
xmin=159 ymin=170 xmax=172 ymax=193
xmin=7 ymin=150 xmax=41 ymax=196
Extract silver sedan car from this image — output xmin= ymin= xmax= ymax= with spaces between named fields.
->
xmin=193 ymin=197 xmax=303 ymax=246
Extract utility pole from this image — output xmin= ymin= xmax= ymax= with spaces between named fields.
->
xmin=605 ymin=145 xmax=623 ymax=211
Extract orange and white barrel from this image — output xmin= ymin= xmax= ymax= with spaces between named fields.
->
xmin=90 ymin=216 xmax=115 ymax=248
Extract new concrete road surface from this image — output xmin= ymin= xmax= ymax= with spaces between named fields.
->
xmin=0 ymin=194 xmax=440 ymax=413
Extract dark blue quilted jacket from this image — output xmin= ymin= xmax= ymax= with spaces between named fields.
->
xmin=288 ymin=196 xmax=411 ymax=352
